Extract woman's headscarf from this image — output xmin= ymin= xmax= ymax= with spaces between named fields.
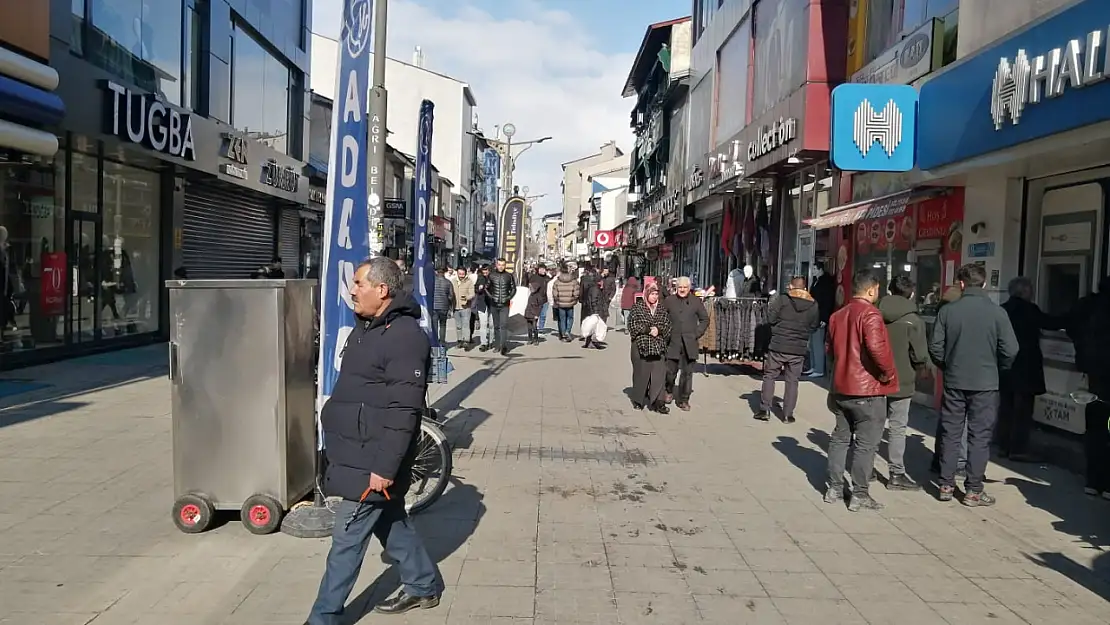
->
xmin=644 ymin=282 xmax=660 ymax=313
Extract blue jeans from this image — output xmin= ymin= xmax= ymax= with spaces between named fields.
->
xmin=538 ymin=303 xmax=549 ymax=330
xmin=555 ymin=307 xmax=574 ymax=336
xmin=806 ymin=325 xmax=826 ymax=376
xmin=308 ymin=499 xmax=438 ymax=625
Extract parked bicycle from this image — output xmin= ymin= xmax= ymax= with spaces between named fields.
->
xmin=407 ymin=405 xmax=452 ymax=514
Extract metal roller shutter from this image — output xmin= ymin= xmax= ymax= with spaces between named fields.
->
xmin=183 ymin=181 xmax=276 ymax=279
xmin=278 ymin=209 xmax=301 ymax=277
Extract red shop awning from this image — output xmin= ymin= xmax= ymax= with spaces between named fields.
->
xmin=804 ymin=188 xmax=948 ymax=230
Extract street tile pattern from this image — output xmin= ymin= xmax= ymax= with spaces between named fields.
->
xmin=1 ymin=328 xmax=1108 ymax=624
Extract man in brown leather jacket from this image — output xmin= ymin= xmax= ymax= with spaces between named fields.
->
xmin=824 ymin=270 xmax=898 ymax=512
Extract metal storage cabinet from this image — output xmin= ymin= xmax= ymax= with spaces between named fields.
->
xmin=166 ymin=279 xmax=317 ymax=534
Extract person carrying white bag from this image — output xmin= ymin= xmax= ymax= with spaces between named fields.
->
xmin=580 ymin=271 xmax=608 ymax=349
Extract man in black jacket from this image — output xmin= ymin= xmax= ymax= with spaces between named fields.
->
xmin=757 ymin=277 xmax=820 ymax=423
xmin=487 ymin=257 xmax=517 ymax=355
xmin=664 ymin=276 xmax=709 ymax=411
xmin=309 ymin=257 xmax=439 ymax=622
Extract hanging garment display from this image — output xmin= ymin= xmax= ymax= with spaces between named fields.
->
xmin=712 ymin=296 xmax=769 ymax=361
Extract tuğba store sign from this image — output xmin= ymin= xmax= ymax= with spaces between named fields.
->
xmin=104 ymin=81 xmax=196 ymax=160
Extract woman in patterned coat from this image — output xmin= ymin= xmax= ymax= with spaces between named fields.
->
xmin=628 ymin=283 xmax=672 ymax=413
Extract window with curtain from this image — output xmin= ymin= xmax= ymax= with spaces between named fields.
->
xmin=232 ymin=22 xmax=292 ymax=154
xmin=83 ymin=0 xmax=184 ymax=104
xmin=715 ymin=19 xmax=751 ymax=143
xmin=752 ymin=0 xmax=808 ymax=118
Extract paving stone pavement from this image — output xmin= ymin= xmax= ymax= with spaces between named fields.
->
xmin=1 ymin=325 xmax=1109 ymax=624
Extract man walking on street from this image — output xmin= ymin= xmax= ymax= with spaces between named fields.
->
xmin=487 ymin=258 xmax=516 ymax=355
xmin=757 ymin=277 xmax=820 ymax=423
xmin=877 ymin=276 xmax=929 ymax=491
xmin=664 ymin=276 xmax=709 ymax=411
xmin=431 ymin=267 xmax=454 ymax=345
xmin=807 ymin=262 xmax=835 ymax=378
xmin=452 ymin=267 xmax=475 ymax=350
xmin=308 ymin=257 xmax=439 ymax=623
xmin=929 ymin=264 xmax=1019 ymax=506
xmin=1066 ymin=276 xmax=1110 ymax=499
xmin=474 ymin=265 xmax=493 ymax=351
xmin=551 ymin=262 xmax=580 ymax=342
xmin=825 ymin=270 xmax=898 ymax=512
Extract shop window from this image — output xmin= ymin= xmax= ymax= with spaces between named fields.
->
xmin=900 ymin=0 xmax=958 ymax=36
xmin=232 ymin=22 xmax=292 ymax=154
xmin=864 ymin=0 xmax=898 ymax=65
xmin=102 ymin=161 xmax=161 ymax=336
xmin=0 ymin=154 xmax=66 ymax=355
xmin=82 ymin=0 xmax=184 ymax=106
xmin=752 ymin=0 xmax=808 ymax=118
xmin=939 ymin=9 xmax=958 ymax=68
xmin=183 ymin=5 xmax=202 ymax=112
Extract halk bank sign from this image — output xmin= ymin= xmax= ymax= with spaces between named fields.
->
xmin=316 ymin=0 xmax=373 ymax=414
xmin=917 ymin=0 xmax=1110 ymax=170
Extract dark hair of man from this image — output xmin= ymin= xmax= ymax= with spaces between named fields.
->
xmin=852 ymin=270 xmax=879 ymax=295
xmin=956 ymin=263 xmax=987 ymax=288
xmin=889 ymin=275 xmax=915 ymax=298
xmin=359 ymin=256 xmax=404 ymax=297
xmin=789 ymin=276 xmax=806 ymax=289
xmin=496 ymin=257 xmax=506 ymax=263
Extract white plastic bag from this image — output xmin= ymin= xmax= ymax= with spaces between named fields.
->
xmin=581 ymin=314 xmax=608 ymax=342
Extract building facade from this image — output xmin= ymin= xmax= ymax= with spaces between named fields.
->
xmin=310 ymin=35 xmax=479 ymax=266
xmin=625 ymin=17 xmax=693 ymax=280
xmin=1 ymin=0 xmax=313 ymax=369
xmin=913 ymin=0 xmax=1110 ymax=434
xmin=560 ymin=141 xmax=623 ymax=257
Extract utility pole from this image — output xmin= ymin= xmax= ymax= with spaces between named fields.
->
xmin=367 ymin=0 xmax=388 ymax=256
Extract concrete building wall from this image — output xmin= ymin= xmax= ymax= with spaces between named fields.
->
xmin=560 ymin=141 xmax=623 ymax=252
xmin=956 ymin=0 xmax=1074 ymax=58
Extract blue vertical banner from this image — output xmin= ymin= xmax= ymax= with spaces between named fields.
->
xmin=412 ymin=99 xmax=450 ymax=383
xmin=316 ymin=0 xmax=372 ymax=424
xmin=412 ymin=99 xmax=438 ymax=346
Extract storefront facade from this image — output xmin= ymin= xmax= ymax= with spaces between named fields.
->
xmin=1 ymin=0 xmax=311 ymax=368
xmin=916 ymin=0 xmax=1110 ymax=433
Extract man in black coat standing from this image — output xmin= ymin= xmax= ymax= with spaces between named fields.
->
xmin=309 ymin=257 xmax=439 ymax=623
xmin=663 ymin=276 xmax=709 ymax=411
xmin=757 ymin=276 xmax=820 ymax=423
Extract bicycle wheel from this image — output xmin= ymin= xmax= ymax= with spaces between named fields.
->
xmin=406 ymin=419 xmax=452 ymax=514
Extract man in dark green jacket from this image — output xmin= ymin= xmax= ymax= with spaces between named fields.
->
xmin=878 ymin=276 xmax=929 ymax=491
xmin=928 ymin=264 xmax=1019 ymax=507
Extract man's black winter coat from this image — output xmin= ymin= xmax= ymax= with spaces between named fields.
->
xmin=321 ymin=295 xmax=430 ymax=503
xmin=767 ymin=289 xmax=820 ymax=356
xmin=487 ymin=270 xmax=516 ymax=306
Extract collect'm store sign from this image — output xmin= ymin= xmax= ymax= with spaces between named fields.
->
xmin=917 ymin=0 xmax=1110 ymax=170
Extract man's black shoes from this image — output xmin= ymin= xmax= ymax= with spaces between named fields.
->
xmin=373 ymin=592 xmax=441 ymax=614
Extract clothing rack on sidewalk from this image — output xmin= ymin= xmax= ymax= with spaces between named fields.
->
xmin=699 ymin=296 xmax=769 ymax=376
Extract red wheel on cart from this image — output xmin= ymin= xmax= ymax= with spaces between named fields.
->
xmin=173 ymin=494 xmax=215 ymax=534
xmin=241 ymin=494 xmax=283 ymax=535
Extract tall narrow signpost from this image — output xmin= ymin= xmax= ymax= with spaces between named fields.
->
xmin=367 ymin=0 xmax=389 ymax=256
xmin=282 ymin=0 xmax=374 ymax=538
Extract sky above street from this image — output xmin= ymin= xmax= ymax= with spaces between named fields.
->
xmin=313 ymin=0 xmax=687 ymax=223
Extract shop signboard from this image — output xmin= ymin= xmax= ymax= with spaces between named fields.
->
xmin=482 ymin=214 xmax=497 ymax=256
xmin=747 ymin=117 xmax=798 ymax=162
xmin=593 ymin=230 xmax=618 ymax=248
xmin=918 ymin=0 xmax=1110 ymax=170
xmin=383 ymin=198 xmax=406 ymax=218
xmin=850 ymin=19 xmax=941 ymax=85
xmin=1035 ymin=335 xmax=1087 ymax=433
xmin=104 ymin=81 xmax=196 ymax=160
xmin=40 ymin=251 xmax=65 ymax=316
xmin=831 ymin=84 xmax=917 ymax=172
xmin=316 ymin=0 xmax=372 ymax=415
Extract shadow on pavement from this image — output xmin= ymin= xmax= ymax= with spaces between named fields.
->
xmin=0 ymin=400 xmax=91 ymax=428
xmin=1024 ymin=551 xmax=1110 ymax=601
xmin=347 ymin=480 xmax=486 ymax=620
xmin=772 ymin=435 xmax=828 ymax=494
xmin=1005 ymin=476 xmax=1110 ymax=551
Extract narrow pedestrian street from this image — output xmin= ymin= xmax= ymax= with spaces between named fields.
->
xmin=1 ymin=329 xmax=1108 ymax=625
